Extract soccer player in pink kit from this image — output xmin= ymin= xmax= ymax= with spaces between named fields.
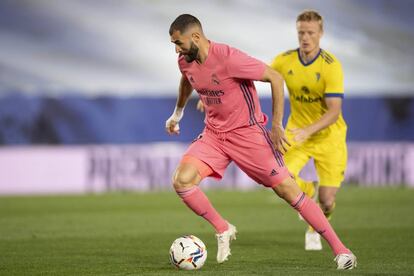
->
xmin=166 ymin=14 xmax=356 ymax=269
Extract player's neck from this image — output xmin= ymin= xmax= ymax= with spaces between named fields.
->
xmin=299 ymin=47 xmax=320 ymax=64
xmin=196 ymin=39 xmax=210 ymax=64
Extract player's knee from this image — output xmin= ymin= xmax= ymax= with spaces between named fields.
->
xmin=272 ymin=177 xmax=302 ymax=203
xmin=319 ymin=196 xmax=335 ymax=212
xmin=172 ymin=165 xmax=200 ymax=190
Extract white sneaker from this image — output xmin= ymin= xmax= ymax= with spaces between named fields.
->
xmin=305 ymin=229 xmax=322 ymax=250
xmin=215 ymin=223 xmax=237 ymax=263
xmin=334 ymin=252 xmax=357 ymax=270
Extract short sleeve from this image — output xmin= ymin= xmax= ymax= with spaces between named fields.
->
xmin=177 ymin=54 xmax=185 ymax=74
xmin=225 ymin=48 xmax=266 ymax=81
xmin=324 ymin=60 xmax=344 ymax=98
xmin=269 ymin=54 xmax=283 ymax=73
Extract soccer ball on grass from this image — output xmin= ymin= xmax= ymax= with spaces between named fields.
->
xmin=169 ymin=235 xmax=207 ymax=270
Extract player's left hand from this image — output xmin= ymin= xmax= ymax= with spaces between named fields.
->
xmin=196 ymin=99 xmax=205 ymax=112
xmin=289 ymin=127 xmax=311 ymax=143
xmin=270 ymin=125 xmax=290 ymax=153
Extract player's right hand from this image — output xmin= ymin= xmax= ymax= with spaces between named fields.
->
xmin=165 ymin=117 xmax=180 ymax=135
xmin=270 ymin=125 xmax=291 ymax=153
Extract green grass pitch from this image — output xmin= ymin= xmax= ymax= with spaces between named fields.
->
xmin=1 ymin=186 xmax=413 ymax=275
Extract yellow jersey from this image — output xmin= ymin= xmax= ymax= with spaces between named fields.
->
xmin=270 ymin=48 xmax=347 ymax=141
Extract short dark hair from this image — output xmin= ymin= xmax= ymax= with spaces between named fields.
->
xmin=169 ymin=14 xmax=202 ymax=35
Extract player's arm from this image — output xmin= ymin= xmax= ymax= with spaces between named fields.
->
xmin=290 ymin=59 xmax=344 ymax=142
xmin=261 ymin=66 xmax=290 ymax=153
xmin=165 ymin=74 xmax=194 ymax=135
xmin=291 ymin=97 xmax=342 ymax=142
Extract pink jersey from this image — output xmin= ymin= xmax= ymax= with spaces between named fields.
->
xmin=178 ymin=41 xmax=267 ymax=132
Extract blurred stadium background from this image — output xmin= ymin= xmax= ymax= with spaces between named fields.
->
xmin=0 ymin=0 xmax=413 ymax=194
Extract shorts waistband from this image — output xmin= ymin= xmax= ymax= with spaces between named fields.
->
xmin=205 ymin=126 xmax=228 ymax=141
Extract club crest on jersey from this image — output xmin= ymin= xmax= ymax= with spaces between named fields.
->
xmin=301 ymin=86 xmax=310 ymax=94
xmin=316 ymin=72 xmax=321 ymax=82
xmin=211 ymin=73 xmax=220 ymax=85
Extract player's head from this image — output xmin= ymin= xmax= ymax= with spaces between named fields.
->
xmin=169 ymin=14 xmax=204 ymax=62
xmin=296 ymin=10 xmax=324 ymax=55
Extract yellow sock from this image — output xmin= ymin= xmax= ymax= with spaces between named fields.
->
xmin=296 ymin=177 xmax=315 ymax=198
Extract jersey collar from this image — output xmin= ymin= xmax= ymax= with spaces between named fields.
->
xmin=297 ymin=48 xmax=321 ymax=66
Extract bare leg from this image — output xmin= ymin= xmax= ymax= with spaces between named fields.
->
xmin=318 ymin=186 xmax=339 ymax=220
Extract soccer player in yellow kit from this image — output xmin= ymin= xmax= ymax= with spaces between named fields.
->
xmin=270 ymin=10 xmax=347 ymax=251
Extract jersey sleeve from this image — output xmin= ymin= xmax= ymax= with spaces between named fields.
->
xmin=177 ymin=54 xmax=185 ymax=74
xmin=269 ymin=54 xmax=283 ymax=73
xmin=324 ymin=60 xmax=344 ymax=98
xmin=225 ymin=48 xmax=266 ymax=81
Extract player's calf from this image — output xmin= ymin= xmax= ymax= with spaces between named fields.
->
xmin=318 ymin=187 xmax=338 ymax=219
xmin=320 ymin=202 xmax=336 ymax=220
xmin=173 ymin=164 xmax=228 ymax=235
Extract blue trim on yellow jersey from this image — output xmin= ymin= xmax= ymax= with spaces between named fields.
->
xmin=325 ymin=93 xmax=344 ymax=98
xmin=297 ymin=48 xmax=321 ymax=66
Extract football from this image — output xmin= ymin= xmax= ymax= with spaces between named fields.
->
xmin=169 ymin=235 xmax=207 ymax=270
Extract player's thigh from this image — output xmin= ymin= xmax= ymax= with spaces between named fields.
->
xmin=283 ymin=143 xmax=311 ymax=176
xmin=313 ymin=140 xmax=347 ymax=187
xmin=184 ymin=131 xmax=231 ymax=180
xmin=227 ymin=125 xmax=290 ymax=188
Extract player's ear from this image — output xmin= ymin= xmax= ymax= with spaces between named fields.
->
xmin=191 ymin=32 xmax=201 ymax=43
xmin=191 ymin=28 xmax=202 ymax=43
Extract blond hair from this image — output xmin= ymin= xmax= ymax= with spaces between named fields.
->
xmin=296 ymin=10 xmax=324 ymax=31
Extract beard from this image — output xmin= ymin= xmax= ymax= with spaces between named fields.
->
xmin=183 ymin=42 xmax=199 ymax=62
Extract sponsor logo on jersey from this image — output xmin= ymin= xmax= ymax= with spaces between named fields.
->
xmin=198 ymin=89 xmax=224 ymax=97
xmin=197 ymin=89 xmax=224 ymax=106
xmin=292 ymin=94 xmax=323 ymax=103
xmin=205 ymin=97 xmax=222 ymax=105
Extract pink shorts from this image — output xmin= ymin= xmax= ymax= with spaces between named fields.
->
xmin=184 ymin=125 xmax=291 ymax=188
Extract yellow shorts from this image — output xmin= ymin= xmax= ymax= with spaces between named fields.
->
xmin=284 ymin=137 xmax=347 ymax=188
